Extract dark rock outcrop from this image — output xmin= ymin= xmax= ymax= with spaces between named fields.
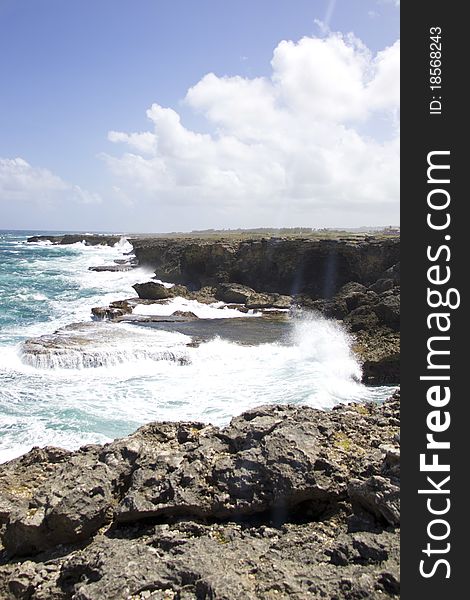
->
xmin=27 ymin=234 xmax=123 ymax=247
xmin=129 ymin=237 xmax=399 ymax=298
xmin=133 ymin=281 xmax=174 ymax=300
xmin=170 ymin=310 xmax=199 ymax=319
xmin=0 ymin=393 xmax=400 ymax=599
xmin=88 ymin=264 xmax=134 ymax=272
xmin=215 ymin=283 xmax=292 ymax=310
xmin=132 ymin=282 xmax=217 ymax=305
xmin=215 ymin=283 xmax=256 ymax=304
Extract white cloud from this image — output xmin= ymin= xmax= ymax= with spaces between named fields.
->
xmin=72 ymin=185 xmax=103 ymax=205
xmin=0 ymin=157 xmax=101 ymax=206
xmin=107 ymin=131 xmax=157 ymax=155
xmin=102 ymin=32 xmax=400 ymax=227
xmin=0 ymin=157 xmax=67 ymax=202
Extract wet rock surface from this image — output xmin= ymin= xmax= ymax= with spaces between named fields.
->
xmin=0 ymin=393 xmax=400 ymax=599
xmin=19 ymin=322 xmax=191 ymax=369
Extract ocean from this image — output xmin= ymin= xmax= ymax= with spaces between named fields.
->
xmin=0 ymin=230 xmax=394 ymax=463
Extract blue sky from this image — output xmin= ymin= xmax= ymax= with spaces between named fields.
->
xmin=0 ymin=0 xmax=400 ymax=232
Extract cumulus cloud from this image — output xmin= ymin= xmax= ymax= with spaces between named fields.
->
xmin=102 ymin=32 xmax=400 ymax=227
xmin=0 ymin=157 xmax=101 ymax=206
xmin=107 ymin=131 xmax=157 ymax=155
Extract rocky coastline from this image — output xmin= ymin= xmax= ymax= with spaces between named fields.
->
xmin=0 ymin=392 xmax=400 ymax=599
xmin=29 ymin=233 xmax=399 ymax=384
xmin=27 ymin=233 xmax=400 ymax=384
xmin=4 ymin=232 xmax=402 ymax=598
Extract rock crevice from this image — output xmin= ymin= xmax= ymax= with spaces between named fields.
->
xmin=0 ymin=393 xmax=400 ymax=599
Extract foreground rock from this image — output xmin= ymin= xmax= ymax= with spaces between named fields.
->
xmin=0 ymin=393 xmax=400 ymax=599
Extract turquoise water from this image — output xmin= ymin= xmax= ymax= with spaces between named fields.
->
xmin=1 ymin=231 xmax=124 ymax=341
xmin=1 ymin=231 xmax=75 ymax=339
xmin=0 ymin=230 xmax=394 ymax=463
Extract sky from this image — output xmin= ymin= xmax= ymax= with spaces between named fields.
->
xmin=0 ymin=0 xmax=400 ymax=233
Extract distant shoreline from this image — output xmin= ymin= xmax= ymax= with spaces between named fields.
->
xmin=4 ymin=226 xmax=400 ymax=240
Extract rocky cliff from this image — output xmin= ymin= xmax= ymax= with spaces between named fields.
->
xmin=129 ymin=236 xmax=399 ymax=298
xmin=27 ymin=234 xmax=399 ymax=300
xmin=0 ymin=392 xmax=400 ymax=600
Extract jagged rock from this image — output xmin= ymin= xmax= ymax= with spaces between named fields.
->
xmin=303 ymin=283 xmax=379 ymax=323
xmin=336 ymin=282 xmax=368 ymax=297
xmin=133 ymin=282 xmax=173 ymax=300
xmin=348 ymin=476 xmax=400 ymax=528
xmin=215 ymin=283 xmax=256 ymax=304
xmin=0 ymin=447 xmax=71 ymax=530
xmin=224 ymin=304 xmax=251 ymax=313
xmin=334 ymin=282 xmax=378 ymax=312
xmin=370 ymin=278 xmax=395 ymax=294
xmin=58 ymin=536 xmax=174 ymax=599
xmin=132 ymin=282 xmax=196 ymax=302
xmin=245 ymin=293 xmax=292 ymax=309
xmin=114 ymin=414 xmax=345 ymax=523
xmin=326 ymin=531 xmax=393 ymax=566
xmin=1 ymin=395 xmax=400 ymax=557
xmin=353 ymin=330 xmax=400 ymax=385
xmin=381 ymin=446 xmax=400 ymax=478
xmin=3 ymin=519 xmax=397 ymax=600
xmin=362 ymin=354 xmax=400 ymax=385
xmin=307 ymin=298 xmax=349 ymax=320
xmin=189 ymin=286 xmax=217 ymax=304
xmin=91 ymin=305 xmax=131 ymax=320
xmin=344 ymin=306 xmax=380 ymax=332
xmin=170 ymin=311 xmax=199 ymax=319
xmin=109 ymin=300 xmax=133 ymax=312
xmin=373 ymin=296 xmax=400 ymax=330
xmin=0 ymin=394 xmax=400 ymax=598
xmin=215 ymin=284 xmax=292 ymax=309
xmin=2 ymin=454 xmax=115 ymax=556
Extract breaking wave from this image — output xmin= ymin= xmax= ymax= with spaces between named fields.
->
xmin=0 ymin=232 xmax=395 ymax=462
